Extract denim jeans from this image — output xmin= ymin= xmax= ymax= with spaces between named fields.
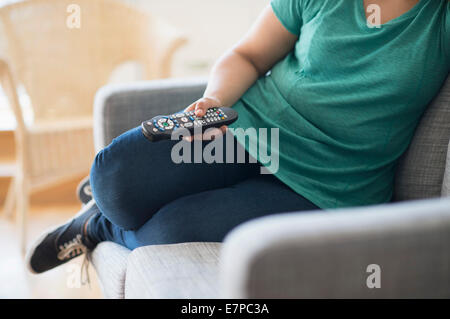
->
xmin=87 ymin=127 xmax=319 ymax=250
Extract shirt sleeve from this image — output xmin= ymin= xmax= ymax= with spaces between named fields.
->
xmin=270 ymin=0 xmax=303 ymax=36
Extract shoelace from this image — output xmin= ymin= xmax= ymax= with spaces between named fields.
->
xmin=57 ymin=234 xmax=91 ymax=287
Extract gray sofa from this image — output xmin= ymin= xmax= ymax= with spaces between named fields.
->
xmin=90 ymin=76 xmax=450 ymax=299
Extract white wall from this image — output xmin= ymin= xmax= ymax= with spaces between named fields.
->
xmin=124 ymin=0 xmax=269 ymax=77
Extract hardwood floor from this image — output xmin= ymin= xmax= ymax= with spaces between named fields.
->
xmin=0 ymin=204 xmax=103 ymax=299
xmin=0 ymin=178 xmax=104 ymax=299
xmin=0 ymin=131 xmax=102 ymax=298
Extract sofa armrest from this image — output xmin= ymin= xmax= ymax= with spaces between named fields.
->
xmin=443 ymin=141 xmax=450 ymax=197
xmin=93 ymin=78 xmax=207 ymax=151
xmin=220 ymin=198 xmax=450 ymax=298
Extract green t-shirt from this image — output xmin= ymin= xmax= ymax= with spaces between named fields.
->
xmin=230 ymin=0 xmax=450 ymax=209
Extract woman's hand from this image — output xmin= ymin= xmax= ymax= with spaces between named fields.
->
xmin=183 ymin=96 xmax=228 ymax=141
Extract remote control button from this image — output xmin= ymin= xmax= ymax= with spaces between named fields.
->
xmin=181 ymin=117 xmax=188 ymax=123
xmin=184 ymin=122 xmax=193 ymax=128
xmin=153 ymin=128 xmax=158 ymax=132
xmin=158 ymin=127 xmax=165 ymax=132
xmin=189 ymin=116 xmax=195 ymax=121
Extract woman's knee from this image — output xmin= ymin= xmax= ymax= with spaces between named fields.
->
xmin=90 ymin=139 xmax=128 ymax=201
xmin=90 ymin=126 xmax=144 ymax=189
xmin=89 ymin=127 xmax=149 ymax=229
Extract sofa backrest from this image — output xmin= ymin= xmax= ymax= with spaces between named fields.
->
xmin=394 ymin=75 xmax=450 ymax=201
xmin=443 ymin=149 xmax=450 ymax=197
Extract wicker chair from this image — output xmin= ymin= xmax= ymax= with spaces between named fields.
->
xmin=0 ymin=0 xmax=187 ymax=252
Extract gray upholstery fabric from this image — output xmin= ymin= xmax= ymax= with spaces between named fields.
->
xmin=89 ymin=242 xmax=131 ymax=299
xmin=125 ymin=243 xmax=221 ymax=299
xmin=221 ymin=197 xmax=450 ymax=299
xmin=93 ymin=78 xmax=207 ymax=151
xmin=394 ymin=75 xmax=450 ymax=201
xmin=443 ymin=141 xmax=450 ymax=197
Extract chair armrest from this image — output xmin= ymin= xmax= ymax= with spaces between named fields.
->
xmin=148 ymin=17 xmax=188 ymax=79
xmin=93 ymin=78 xmax=207 ymax=151
xmin=220 ymin=198 xmax=450 ymax=298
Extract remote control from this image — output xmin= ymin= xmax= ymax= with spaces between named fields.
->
xmin=141 ymin=107 xmax=238 ymax=142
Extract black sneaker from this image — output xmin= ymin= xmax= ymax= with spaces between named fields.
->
xmin=26 ymin=201 xmax=98 ymax=274
xmin=76 ymin=176 xmax=93 ymax=205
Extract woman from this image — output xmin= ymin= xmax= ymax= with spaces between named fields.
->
xmin=28 ymin=0 xmax=449 ymax=273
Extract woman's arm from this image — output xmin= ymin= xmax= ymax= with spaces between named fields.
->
xmin=185 ymin=4 xmax=298 ymax=136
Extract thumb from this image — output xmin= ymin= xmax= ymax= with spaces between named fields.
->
xmin=194 ymin=100 xmax=210 ymax=117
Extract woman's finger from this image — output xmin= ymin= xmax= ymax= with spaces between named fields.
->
xmin=184 ymin=102 xmax=196 ymax=112
xmin=195 ymin=99 xmax=215 ymax=117
xmin=219 ymin=125 xmax=228 ymax=135
xmin=202 ymin=127 xmax=224 ymax=140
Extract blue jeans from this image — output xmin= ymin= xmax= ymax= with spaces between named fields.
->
xmin=87 ymin=127 xmax=319 ymax=250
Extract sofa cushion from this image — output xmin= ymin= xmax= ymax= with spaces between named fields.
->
xmin=125 ymin=242 xmax=221 ymax=299
xmin=90 ymin=242 xmax=131 ymax=299
xmin=394 ymin=75 xmax=450 ymax=201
